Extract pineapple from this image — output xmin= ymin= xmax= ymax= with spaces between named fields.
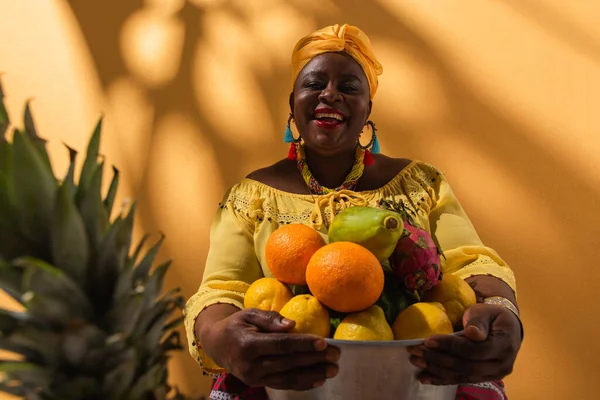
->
xmin=0 ymin=81 xmax=188 ymax=399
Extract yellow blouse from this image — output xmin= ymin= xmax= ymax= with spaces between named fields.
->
xmin=183 ymin=161 xmax=516 ymax=374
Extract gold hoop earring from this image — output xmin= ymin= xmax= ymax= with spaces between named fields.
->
xmin=357 ymin=120 xmax=380 ymax=153
xmin=284 ymin=113 xmax=302 ymax=143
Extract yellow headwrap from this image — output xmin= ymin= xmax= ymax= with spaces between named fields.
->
xmin=291 ymin=24 xmax=383 ymax=99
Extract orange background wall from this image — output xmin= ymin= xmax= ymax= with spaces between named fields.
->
xmin=1 ymin=1 xmax=599 ymax=399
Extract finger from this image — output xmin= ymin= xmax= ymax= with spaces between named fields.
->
xmin=262 ymin=363 xmax=339 ymax=391
xmin=407 ymin=345 xmax=427 ymax=357
xmin=423 ymin=334 xmax=504 ymax=361
xmin=242 ymin=331 xmax=328 ymax=358
xmin=242 ymin=308 xmax=295 ymax=333
xmin=410 ymin=351 xmax=503 ymax=379
xmin=461 ymin=303 xmax=499 ymax=342
xmin=258 ymin=346 xmax=341 ymax=375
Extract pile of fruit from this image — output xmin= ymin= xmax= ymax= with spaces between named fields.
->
xmin=243 ymin=204 xmax=477 ymax=341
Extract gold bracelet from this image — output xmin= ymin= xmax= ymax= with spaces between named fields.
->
xmin=484 ymin=296 xmax=523 ymax=340
xmin=483 ymin=296 xmax=520 ymax=318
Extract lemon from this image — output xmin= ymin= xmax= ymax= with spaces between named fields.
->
xmin=421 ymin=274 xmax=477 ymax=326
xmin=279 ymin=295 xmax=331 ymax=337
xmin=392 ymin=302 xmax=453 ymax=340
xmin=333 ymin=305 xmax=394 ymax=341
xmin=243 ymin=277 xmax=294 ymax=312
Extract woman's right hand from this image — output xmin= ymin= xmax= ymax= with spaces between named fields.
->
xmin=200 ymin=307 xmax=340 ymax=391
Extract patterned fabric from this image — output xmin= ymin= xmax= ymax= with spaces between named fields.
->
xmin=208 ymin=373 xmax=508 ymax=400
xmin=457 ymin=381 xmax=508 ymax=400
xmin=209 ymin=374 xmax=267 ymax=400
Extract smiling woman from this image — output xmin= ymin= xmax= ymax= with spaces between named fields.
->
xmin=292 ymin=53 xmax=371 ymax=158
xmin=184 ymin=24 xmax=521 ymax=400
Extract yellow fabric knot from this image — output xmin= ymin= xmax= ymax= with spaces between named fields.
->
xmin=248 ymin=198 xmax=265 ymax=221
xmin=310 ymin=190 xmax=369 ymax=229
xmin=291 ymin=24 xmax=383 ymax=99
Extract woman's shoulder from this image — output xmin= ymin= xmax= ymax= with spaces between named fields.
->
xmin=360 ymin=155 xmax=447 ymax=195
xmin=245 ymin=158 xmax=310 ymax=195
xmin=361 ymin=155 xmax=430 ymax=189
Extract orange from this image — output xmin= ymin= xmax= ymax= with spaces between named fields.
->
xmin=265 ymin=224 xmax=326 ymax=285
xmin=306 ymin=242 xmax=384 ymax=313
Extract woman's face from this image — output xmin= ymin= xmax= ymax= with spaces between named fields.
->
xmin=291 ymin=52 xmax=372 ymax=157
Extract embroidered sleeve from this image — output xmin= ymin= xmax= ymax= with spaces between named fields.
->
xmin=426 ymin=165 xmax=517 ymax=294
xmin=183 ymin=187 xmax=264 ymax=374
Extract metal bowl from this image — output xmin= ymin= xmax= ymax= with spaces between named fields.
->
xmin=265 ymin=337 xmax=457 ymax=400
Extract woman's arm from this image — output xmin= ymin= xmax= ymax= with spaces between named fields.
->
xmin=195 ymin=303 xmax=240 ymax=350
xmin=466 ymin=275 xmax=517 ymax=305
xmin=407 ymin=164 xmax=522 ymax=385
xmin=185 ymin=186 xmax=339 ymax=389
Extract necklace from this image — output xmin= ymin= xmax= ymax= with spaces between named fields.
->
xmin=295 ymin=143 xmax=366 ymax=195
xmin=295 ymin=143 xmax=368 ymax=230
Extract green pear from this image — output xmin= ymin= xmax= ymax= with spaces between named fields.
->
xmin=328 ymin=206 xmax=403 ymax=262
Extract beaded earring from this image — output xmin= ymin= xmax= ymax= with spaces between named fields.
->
xmin=283 ymin=113 xmax=301 ymax=160
xmin=357 ymin=120 xmax=380 ymax=165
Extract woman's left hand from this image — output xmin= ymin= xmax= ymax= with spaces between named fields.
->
xmin=407 ymin=303 xmax=522 ymax=385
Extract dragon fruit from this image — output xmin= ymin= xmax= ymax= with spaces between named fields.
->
xmin=390 ymin=220 xmax=442 ymax=293
xmin=377 ymin=198 xmax=443 ymax=294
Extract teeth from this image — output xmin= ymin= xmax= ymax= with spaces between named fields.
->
xmin=315 ymin=113 xmax=344 ymax=121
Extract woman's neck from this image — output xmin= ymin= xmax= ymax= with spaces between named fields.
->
xmin=304 ymin=147 xmax=356 ymax=189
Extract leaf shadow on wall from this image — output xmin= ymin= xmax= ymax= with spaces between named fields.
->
xmin=65 ymin=0 xmax=599 ymax=394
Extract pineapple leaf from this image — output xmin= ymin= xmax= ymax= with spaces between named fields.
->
xmin=0 ymin=336 xmax=44 ymax=363
xmin=101 ymin=334 xmax=130 ymax=370
xmin=51 ymin=180 xmax=89 ymax=286
xmin=0 ymin=79 xmax=9 ymax=135
xmin=91 ymin=213 xmax=133 ymax=314
xmin=125 ymin=363 xmax=166 ymax=400
xmin=0 ymin=320 xmax=61 ymax=364
xmin=159 ymin=330 xmax=183 ymax=353
xmin=12 ymin=128 xmax=57 ymax=248
xmin=103 ymin=355 xmax=136 ymax=400
xmin=133 ymin=234 xmax=165 ymax=283
xmin=162 ymin=316 xmax=184 ymax=333
xmin=0 ymin=140 xmax=17 ymax=258
xmin=61 ymin=324 xmax=106 ymax=368
xmin=22 ymin=102 xmax=37 ymax=137
xmin=104 ymin=166 xmax=119 ymax=218
xmin=0 ymin=260 xmax=25 ymax=303
xmin=0 ymin=309 xmax=48 ymax=332
xmin=78 ymin=117 xmax=102 ymax=192
xmin=53 ymin=376 xmax=99 ymax=400
xmin=0 ymin=361 xmax=51 ymax=393
xmin=144 ymin=259 xmax=172 ymax=305
xmin=143 ymin=307 xmax=175 ymax=351
xmin=14 ymin=257 xmax=92 ymax=319
xmin=147 ymin=341 xmax=179 ymax=370
xmin=63 ymin=145 xmax=78 ymax=199
xmin=23 ymin=102 xmax=52 ymax=172
xmin=96 ymin=202 xmax=136 ymax=305
xmin=112 ymin=210 xmax=142 ymax=302
xmin=117 ymin=202 xmax=136 ymax=267
xmin=21 ymin=290 xmax=75 ymax=326
xmin=132 ymin=288 xmax=181 ymax=340
xmin=126 ymin=233 xmax=150 ymax=273
xmin=110 ymin=292 xmax=145 ymax=335
xmin=0 ymin=382 xmax=27 ymax=397
xmin=0 ymin=129 xmax=13 ymax=205
xmin=78 ymin=162 xmax=109 ymax=249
